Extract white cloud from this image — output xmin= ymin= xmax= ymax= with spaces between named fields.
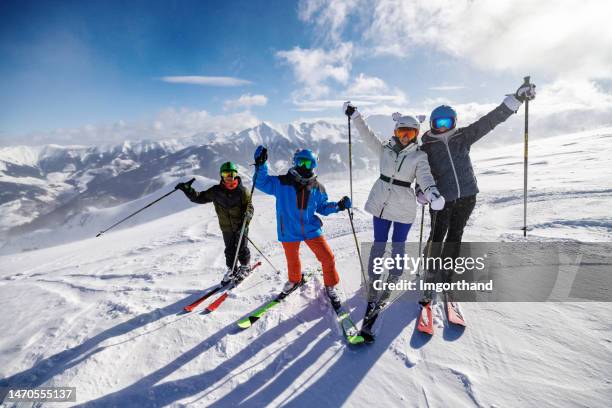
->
xmin=293 ymin=0 xmax=612 ymax=133
xmin=364 ymin=0 xmax=612 ymax=80
xmin=535 ymin=79 xmax=612 ymax=115
xmin=224 ymin=94 xmax=268 ymax=110
xmin=292 ymin=94 xmax=407 ymax=113
xmin=5 ymin=109 xmax=260 ymax=146
xmin=299 ymin=0 xmax=612 ymax=81
xmin=160 ymin=76 xmax=252 ymax=86
xmin=298 ymin=0 xmax=357 ymax=44
xmin=289 ymin=73 xmax=407 ymax=112
xmin=276 ymin=43 xmax=353 ymax=99
xmin=344 ymin=73 xmax=408 ymax=109
xmin=348 ymin=73 xmax=389 ymax=95
xmin=429 ymin=85 xmax=466 ymax=91
xmin=151 ymin=108 xmax=259 ymax=135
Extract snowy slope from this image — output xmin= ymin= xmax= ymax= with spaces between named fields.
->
xmin=0 ymin=130 xmax=611 ymax=407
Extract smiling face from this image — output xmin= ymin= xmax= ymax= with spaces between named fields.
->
xmin=394 ymin=127 xmax=419 ymax=146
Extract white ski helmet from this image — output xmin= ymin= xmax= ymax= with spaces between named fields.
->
xmin=392 ymin=112 xmax=420 ymax=130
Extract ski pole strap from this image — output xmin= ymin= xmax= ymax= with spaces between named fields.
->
xmin=379 ymin=174 xmax=411 ymax=188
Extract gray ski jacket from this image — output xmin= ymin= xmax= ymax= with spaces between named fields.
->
xmin=420 ymin=100 xmax=517 ymax=202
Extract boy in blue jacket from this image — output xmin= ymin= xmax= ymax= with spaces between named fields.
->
xmin=253 ymin=146 xmax=351 ymax=309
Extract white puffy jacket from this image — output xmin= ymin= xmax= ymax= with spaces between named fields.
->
xmin=353 ymin=115 xmax=437 ymax=224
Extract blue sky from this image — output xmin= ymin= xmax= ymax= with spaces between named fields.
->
xmin=0 ymin=1 xmax=305 ymax=133
xmin=1 ymin=0 xmax=611 ymax=145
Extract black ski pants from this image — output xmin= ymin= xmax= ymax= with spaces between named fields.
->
xmin=425 ymin=195 xmax=477 ymax=283
xmin=222 ymin=229 xmax=251 ymax=270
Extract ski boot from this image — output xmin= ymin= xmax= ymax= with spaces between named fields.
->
xmin=325 ymin=286 xmax=342 ymax=311
xmin=234 ymin=264 xmax=251 ymax=283
xmin=359 ymin=326 xmax=376 ymax=344
xmin=419 ymin=289 xmax=434 ymax=306
xmin=360 ymin=300 xmax=385 ymax=343
xmin=221 ymin=267 xmax=236 ymax=285
xmin=363 ymin=301 xmax=378 ymax=320
xmin=280 ymin=280 xmax=300 ymax=297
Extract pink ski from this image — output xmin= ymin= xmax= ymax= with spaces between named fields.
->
xmin=417 ymin=302 xmax=434 ymax=335
xmin=445 ymin=293 xmax=466 ymax=327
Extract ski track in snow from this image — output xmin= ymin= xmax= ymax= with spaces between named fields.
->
xmin=1 ymin=130 xmax=612 ymax=407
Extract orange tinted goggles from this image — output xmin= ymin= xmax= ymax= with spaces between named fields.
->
xmin=395 ymin=127 xmax=419 ymax=139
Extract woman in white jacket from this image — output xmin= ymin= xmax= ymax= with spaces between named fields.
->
xmin=343 ymin=101 xmax=445 ymax=342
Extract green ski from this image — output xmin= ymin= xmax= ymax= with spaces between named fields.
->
xmin=336 ymin=309 xmax=365 ymax=345
xmin=237 ymin=300 xmax=280 ymax=329
xmin=236 ymin=270 xmax=314 ymax=330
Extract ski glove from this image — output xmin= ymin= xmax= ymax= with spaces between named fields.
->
xmin=416 ymin=191 xmax=428 ymax=206
xmin=337 ymin=196 xmax=352 ymax=211
xmin=254 ymin=145 xmax=268 ymax=166
xmin=175 ymin=182 xmax=193 ymax=194
xmin=430 ymin=195 xmax=446 ymax=211
xmin=343 ymin=101 xmax=360 ymax=119
xmin=415 ymin=184 xmax=428 ymax=205
xmin=514 ymin=82 xmax=536 ymax=102
xmin=425 ymin=187 xmax=445 ymax=211
xmin=244 ymin=208 xmax=254 ymax=222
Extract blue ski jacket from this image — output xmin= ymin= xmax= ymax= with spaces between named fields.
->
xmin=254 ymin=164 xmax=341 ymax=242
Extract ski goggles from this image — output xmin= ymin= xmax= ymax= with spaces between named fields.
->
xmin=432 ymin=117 xmax=454 ymax=130
xmin=295 ymin=158 xmax=314 ymax=169
xmin=394 ymin=127 xmax=418 ymax=139
xmin=221 ymin=170 xmax=237 ymax=178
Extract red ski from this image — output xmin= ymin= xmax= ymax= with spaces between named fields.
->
xmin=204 ymin=261 xmax=262 ymax=313
xmin=417 ymin=302 xmax=434 ymax=335
xmin=184 ymin=285 xmax=224 ymax=312
xmin=445 ymin=293 xmax=466 ymax=327
xmin=184 ymin=261 xmax=261 ymax=313
xmin=206 ymin=292 xmax=229 ymax=312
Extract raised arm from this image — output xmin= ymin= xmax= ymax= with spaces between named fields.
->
xmin=252 ymin=146 xmax=279 ymax=195
xmin=460 ymin=100 xmax=516 ymax=146
xmin=344 ymin=101 xmax=384 ymax=156
xmin=461 ymin=81 xmax=536 ymax=146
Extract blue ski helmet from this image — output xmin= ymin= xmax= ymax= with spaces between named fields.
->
xmin=430 ymin=105 xmax=457 ymax=132
xmin=293 ymin=149 xmax=318 ymax=170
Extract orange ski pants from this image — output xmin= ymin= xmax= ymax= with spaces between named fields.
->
xmin=281 ymin=236 xmax=339 ymax=287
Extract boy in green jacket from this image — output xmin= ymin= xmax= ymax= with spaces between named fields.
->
xmin=176 ymin=162 xmax=254 ymax=284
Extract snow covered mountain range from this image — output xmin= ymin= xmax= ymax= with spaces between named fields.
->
xmin=0 ymin=120 xmax=379 ymax=238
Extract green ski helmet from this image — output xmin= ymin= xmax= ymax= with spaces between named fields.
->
xmin=220 ymin=161 xmax=238 ymax=177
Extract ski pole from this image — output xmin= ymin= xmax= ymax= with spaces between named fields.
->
xmin=346 ymin=114 xmax=366 ymax=283
xmin=425 ymin=210 xmax=438 ymax=266
xmin=421 ymin=210 xmax=439 ymax=301
xmin=96 ymin=178 xmax=195 ymax=237
xmin=247 ymin=237 xmax=281 ymax=275
xmin=416 ymin=204 xmax=425 ymax=277
xmin=229 ymin=165 xmax=259 ymax=274
xmin=522 ymin=75 xmax=531 ymax=237
xmin=348 ymin=115 xmax=354 ymax=206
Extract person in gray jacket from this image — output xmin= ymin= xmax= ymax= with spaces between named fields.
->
xmin=344 ymin=102 xmax=445 ymax=341
xmin=418 ymin=80 xmax=536 ymax=296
